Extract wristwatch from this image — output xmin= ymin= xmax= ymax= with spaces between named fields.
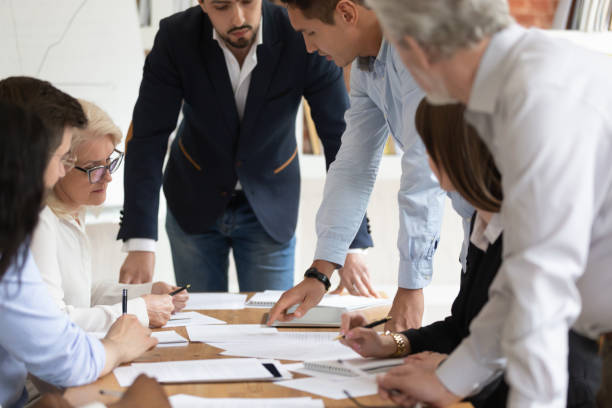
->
xmin=304 ymin=267 xmax=331 ymax=291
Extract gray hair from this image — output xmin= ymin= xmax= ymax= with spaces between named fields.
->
xmin=366 ymin=0 xmax=513 ymax=59
xmin=70 ymin=99 xmax=122 ymax=155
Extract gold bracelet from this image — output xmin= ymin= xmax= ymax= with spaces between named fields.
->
xmin=385 ymin=331 xmax=408 ymax=357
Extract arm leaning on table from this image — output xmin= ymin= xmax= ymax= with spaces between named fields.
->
xmin=117 ymin=15 xmax=185 ymax=284
xmin=302 ymin=52 xmax=375 ymax=297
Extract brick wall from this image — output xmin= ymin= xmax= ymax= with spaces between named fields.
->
xmin=509 ymin=0 xmax=560 ymax=28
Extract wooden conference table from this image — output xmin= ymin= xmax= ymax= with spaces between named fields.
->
xmin=65 ymin=295 xmax=471 ymax=407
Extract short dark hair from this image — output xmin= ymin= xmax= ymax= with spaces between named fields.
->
xmin=415 ymin=99 xmax=502 ymax=212
xmin=0 ymin=76 xmax=87 ymax=152
xmin=280 ymin=0 xmax=341 ymax=24
xmin=0 ymin=101 xmax=52 ymax=281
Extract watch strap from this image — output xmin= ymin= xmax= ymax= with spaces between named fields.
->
xmin=304 ymin=267 xmax=331 ymax=291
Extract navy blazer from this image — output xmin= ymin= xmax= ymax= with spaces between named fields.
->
xmin=118 ymin=1 xmax=372 ymax=247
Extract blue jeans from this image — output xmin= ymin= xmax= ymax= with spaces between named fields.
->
xmin=166 ymin=192 xmax=295 ymax=292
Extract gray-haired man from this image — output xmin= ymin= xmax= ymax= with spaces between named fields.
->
xmin=365 ymin=0 xmax=612 ymax=407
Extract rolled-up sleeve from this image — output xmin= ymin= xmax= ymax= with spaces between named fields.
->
xmin=314 ymin=67 xmax=388 ymax=266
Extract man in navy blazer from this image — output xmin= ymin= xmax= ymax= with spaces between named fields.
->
xmin=117 ymin=0 xmax=372 ymax=292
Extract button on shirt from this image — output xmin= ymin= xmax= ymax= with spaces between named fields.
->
xmin=123 ymin=18 xmax=263 ymax=253
xmin=315 ymin=40 xmax=470 ymax=288
xmin=436 ymin=25 xmax=612 ymax=407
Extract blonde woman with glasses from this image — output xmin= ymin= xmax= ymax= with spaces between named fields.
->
xmin=31 ymin=100 xmax=188 ymax=332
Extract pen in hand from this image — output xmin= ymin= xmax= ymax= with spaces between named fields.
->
xmin=169 ymin=283 xmax=191 ymax=296
xmin=334 ymin=315 xmax=392 ymax=341
xmin=122 ymin=288 xmax=128 ymax=314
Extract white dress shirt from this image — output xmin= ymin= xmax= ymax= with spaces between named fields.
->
xmin=31 ymin=206 xmax=151 ymax=332
xmin=436 ymin=25 xmax=612 ymax=407
xmin=123 ymin=18 xmax=264 ymax=253
xmin=470 ymin=212 xmax=503 ymax=252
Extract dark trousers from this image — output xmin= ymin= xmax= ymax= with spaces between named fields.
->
xmin=597 ymin=335 xmax=612 ymax=408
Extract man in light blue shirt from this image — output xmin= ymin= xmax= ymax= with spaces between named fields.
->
xmin=268 ymin=0 xmax=472 ymax=331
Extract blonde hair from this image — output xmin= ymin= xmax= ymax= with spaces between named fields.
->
xmin=48 ymin=100 xmax=123 ymax=215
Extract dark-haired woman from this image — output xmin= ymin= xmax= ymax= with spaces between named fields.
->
xmin=340 ymin=100 xmax=601 ymax=407
xmin=0 ymin=101 xmax=156 ymax=408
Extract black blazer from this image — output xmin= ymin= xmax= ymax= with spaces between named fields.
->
xmin=118 ymin=1 xmax=372 ymax=247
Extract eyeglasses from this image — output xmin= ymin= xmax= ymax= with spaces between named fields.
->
xmin=74 ymin=149 xmax=124 ymax=184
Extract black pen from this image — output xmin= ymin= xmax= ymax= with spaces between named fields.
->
xmin=334 ymin=315 xmax=392 ymax=340
xmin=122 ymin=288 xmax=128 ymax=314
xmin=169 ymin=283 xmax=191 ymax=296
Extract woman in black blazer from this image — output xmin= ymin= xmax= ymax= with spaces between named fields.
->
xmin=340 ymin=100 xmax=600 ymax=408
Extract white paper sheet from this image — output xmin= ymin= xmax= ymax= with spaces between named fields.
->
xmin=186 ymin=324 xmax=278 ymax=343
xmin=163 ymin=311 xmax=226 ymax=328
xmin=275 ymin=376 xmax=378 ymax=400
xmin=185 ymin=293 xmax=247 ymax=310
xmin=113 ymin=358 xmax=285 ymax=386
xmin=215 ymin=332 xmax=360 ymax=362
xmin=152 ymin=330 xmax=188 ymax=348
xmin=169 ymin=394 xmax=324 ymax=408
xmin=245 ymin=290 xmax=285 ymax=308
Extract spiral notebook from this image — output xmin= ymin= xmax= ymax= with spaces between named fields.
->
xmin=304 ymin=357 xmax=405 ymax=377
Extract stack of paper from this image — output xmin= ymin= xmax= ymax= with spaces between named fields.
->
xmin=163 ymin=311 xmax=226 ymax=328
xmin=187 ymin=327 xmax=360 ymax=362
xmin=113 ymin=358 xmax=291 ymax=386
xmin=151 ymin=330 xmax=189 ymax=348
xmin=256 ymin=292 xmax=391 ymax=327
xmin=185 ymin=293 xmax=247 ymax=310
xmin=169 ymin=394 xmax=324 ymax=408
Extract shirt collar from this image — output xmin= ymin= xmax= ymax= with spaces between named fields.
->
xmin=356 ymin=37 xmax=388 ymax=73
xmin=212 ymin=15 xmax=264 ymax=53
xmin=470 ymin=212 xmax=503 ymax=251
xmin=467 ymin=24 xmax=525 ymax=114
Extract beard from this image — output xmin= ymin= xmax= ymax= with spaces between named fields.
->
xmin=221 ymin=25 xmax=257 ymax=49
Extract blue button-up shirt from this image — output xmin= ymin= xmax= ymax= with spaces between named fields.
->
xmin=315 ymin=40 xmax=468 ymax=288
xmin=0 ymin=249 xmax=105 ymax=407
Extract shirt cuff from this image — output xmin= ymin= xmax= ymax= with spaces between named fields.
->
xmin=346 ymin=248 xmax=368 ymax=255
xmin=314 ymin=237 xmax=351 ymax=268
xmin=397 ymin=258 xmax=433 ymax=289
xmin=436 ymin=341 xmax=503 ymax=398
xmin=122 ymin=238 xmax=156 ymax=253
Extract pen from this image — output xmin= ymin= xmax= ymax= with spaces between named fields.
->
xmin=122 ymin=288 xmax=128 ymax=314
xmin=169 ymin=283 xmax=191 ymax=296
xmin=99 ymin=389 xmax=124 ymax=398
xmin=334 ymin=315 xmax=392 ymax=340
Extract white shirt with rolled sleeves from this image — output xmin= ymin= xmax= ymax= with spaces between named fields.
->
xmin=315 ymin=39 xmax=470 ymax=289
xmin=31 ymin=206 xmax=151 ymax=332
xmin=435 ymin=25 xmax=612 ymax=407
